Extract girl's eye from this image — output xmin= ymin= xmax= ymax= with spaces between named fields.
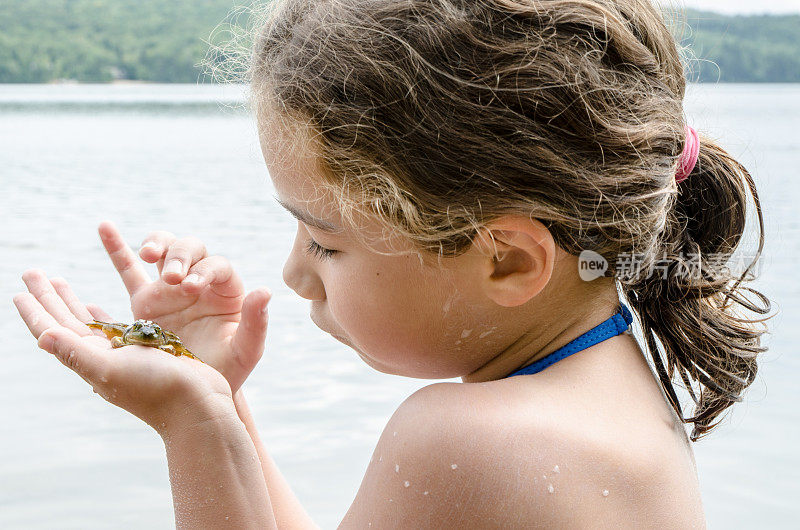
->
xmin=305 ymin=238 xmax=337 ymax=260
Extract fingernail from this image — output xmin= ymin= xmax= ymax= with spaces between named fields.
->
xmin=39 ymin=333 xmax=56 ymax=352
xmin=164 ymin=260 xmax=182 ymax=276
xmin=140 ymin=241 xmax=160 ymax=252
xmin=184 ymin=274 xmax=201 ymax=285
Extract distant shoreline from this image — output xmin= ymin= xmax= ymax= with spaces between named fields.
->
xmin=1 ymin=1 xmax=797 ymax=84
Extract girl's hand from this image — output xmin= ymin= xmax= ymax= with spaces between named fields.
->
xmin=98 ymin=221 xmax=270 ymax=394
xmin=13 ymin=270 xmax=235 ymax=433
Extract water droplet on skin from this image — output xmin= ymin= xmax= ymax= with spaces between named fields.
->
xmin=395 ymin=464 xmax=399 ymax=473
xmin=602 ymin=489 xmax=609 ymax=497
xmin=225 ymin=516 xmax=229 ymax=521
xmin=451 ymin=464 xmax=458 ymax=470
xmin=379 ymin=456 xmax=383 ymax=462
xmin=423 ymin=491 xmax=429 ymax=495
xmin=393 ymin=431 xmax=397 ymax=437
xmin=31 ymin=316 xmax=39 ymax=326
xmin=460 ymin=329 xmax=473 ymax=339
xmin=144 ymin=305 xmax=151 ymax=315
xmin=479 ymin=326 xmax=498 ymax=339
xmin=553 ymin=465 xmax=560 ymax=473
xmin=100 ymin=376 xmax=108 ymax=383
xmin=404 ymin=481 xmax=410 ymax=487
xmin=548 ymin=484 xmax=554 ymax=494
xmin=543 ymin=474 xmax=547 ymax=479
xmin=443 ymin=296 xmax=453 ymax=314
xmin=455 ymin=340 xmax=462 ymax=345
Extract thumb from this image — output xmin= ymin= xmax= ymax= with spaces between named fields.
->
xmin=39 ymin=327 xmax=107 ymax=385
xmin=230 ymin=288 xmax=271 ymax=367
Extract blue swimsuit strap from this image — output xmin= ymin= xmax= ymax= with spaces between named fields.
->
xmin=505 ymin=303 xmax=633 ymax=378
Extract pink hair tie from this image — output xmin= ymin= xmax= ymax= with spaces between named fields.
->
xmin=676 ymin=125 xmax=700 ymax=184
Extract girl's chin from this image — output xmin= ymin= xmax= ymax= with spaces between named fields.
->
xmin=330 ymin=333 xmax=350 ymax=346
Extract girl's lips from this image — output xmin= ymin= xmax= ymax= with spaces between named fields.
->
xmin=310 ymin=309 xmax=346 ymax=343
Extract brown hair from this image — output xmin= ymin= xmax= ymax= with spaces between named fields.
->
xmin=246 ymin=0 xmax=772 ymax=440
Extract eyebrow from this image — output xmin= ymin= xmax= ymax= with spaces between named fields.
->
xmin=274 ymin=197 xmax=341 ymax=233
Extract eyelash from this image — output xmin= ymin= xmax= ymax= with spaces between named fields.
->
xmin=305 ymin=238 xmax=337 ymax=260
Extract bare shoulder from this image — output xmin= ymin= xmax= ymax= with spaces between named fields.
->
xmin=340 ymin=381 xmax=705 ymax=529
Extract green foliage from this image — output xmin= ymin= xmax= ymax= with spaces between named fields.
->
xmin=0 ymin=1 xmax=797 ymax=83
xmin=0 ymin=0 xmax=243 ymax=83
xmin=678 ymin=10 xmax=800 ymax=83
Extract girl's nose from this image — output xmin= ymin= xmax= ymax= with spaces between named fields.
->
xmin=283 ymin=230 xmax=326 ymax=302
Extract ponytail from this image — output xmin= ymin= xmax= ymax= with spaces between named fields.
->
xmin=621 ymin=134 xmax=772 ymax=441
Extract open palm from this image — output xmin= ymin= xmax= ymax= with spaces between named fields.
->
xmin=98 ymin=221 xmax=271 ymax=394
xmin=13 ymin=270 xmax=233 ymax=430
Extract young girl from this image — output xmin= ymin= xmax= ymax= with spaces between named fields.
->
xmin=15 ymin=0 xmax=771 ymax=527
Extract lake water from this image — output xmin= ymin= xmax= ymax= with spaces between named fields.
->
xmin=1 ymin=83 xmax=798 ymax=528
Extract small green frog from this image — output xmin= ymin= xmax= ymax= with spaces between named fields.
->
xmin=87 ymin=319 xmax=201 ymax=362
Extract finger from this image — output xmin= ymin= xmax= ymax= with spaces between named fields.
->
xmin=138 ymin=230 xmax=177 ymax=275
xmin=21 ymin=270 xmax=92 ymax=336
xmin=38 ymin=327 xmax=110 ymax=385
xmin=161 ymin=236 xmax=208 ymax=286
xmin=99 ymin=221 xmax=151 ymax=295
xmin=230 ymin=288 xmax=271 ymax=369
xmin=50 ymin=277 xmax=94 ymax=323
xmin=13 ymin=292 xmax=60 ymax=338
xmin=181 ymin=255 xmax=243 ymax=296
xmin=84 ymin=303 xmax=116 ymax=337
xmin=86 ymin=303 xmax=114 ymax=322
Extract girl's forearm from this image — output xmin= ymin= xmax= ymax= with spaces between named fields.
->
xmin=233 ymin=391 xmax=320 ymax=530
xmin=160 ymin=394 xmax=278 ymax=529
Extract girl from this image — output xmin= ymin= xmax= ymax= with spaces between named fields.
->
xmin=15 ymin=0 xmax=770 ymax=527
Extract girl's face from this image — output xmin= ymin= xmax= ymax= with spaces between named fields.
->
xmin=259 ymin=121 xmax=504 ymax=379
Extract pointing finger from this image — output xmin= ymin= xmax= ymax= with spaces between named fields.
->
xmin=98 ymin=221 xmax=151 ymax=296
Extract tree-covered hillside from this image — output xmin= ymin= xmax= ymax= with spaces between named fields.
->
xmin=0 ymin=1 xmax=797 ymax=83
xmin=680 ymin=10 xmax=800 ymax=82
xmin=0 ymin=0 xmax=238 ymax=83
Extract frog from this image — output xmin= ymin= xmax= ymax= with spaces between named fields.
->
xmin=87 ymin=319 xmax=202 ymax=362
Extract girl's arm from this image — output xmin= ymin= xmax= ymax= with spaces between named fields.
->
xmin=161 ymin=394 xmax=278 ymax=528
xmin=233 ymin=390 xmax=320 ymax=529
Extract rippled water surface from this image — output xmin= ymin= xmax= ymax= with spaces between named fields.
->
xmin=1 ymin=83 xmax=798 ymax=528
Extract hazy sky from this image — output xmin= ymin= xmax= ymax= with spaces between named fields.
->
xmin=673 ymin=0 xmax=800 ymax=14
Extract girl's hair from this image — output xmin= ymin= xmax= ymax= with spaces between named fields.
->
xmin=248 ymin=0 xmax=771 ymax=440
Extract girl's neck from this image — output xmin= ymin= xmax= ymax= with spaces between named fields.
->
xmin=461 ymin=278 xmax=622 ymax=383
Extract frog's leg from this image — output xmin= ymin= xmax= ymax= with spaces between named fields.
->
xmin=87 ymin=321 xmax=127 ymax=341
xmin=159 ymin=344 xmax=178 ymax=356
xmin=157 ymin=343 xmax=201 ymax=361
xmin=174 ymin=345 xmax=201 ymax=361
xmin=162 ymin=330 xmax=202 ymax=362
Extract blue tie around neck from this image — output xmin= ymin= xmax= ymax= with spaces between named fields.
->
xmin=504 ymin=304 xmax=633 ymax=378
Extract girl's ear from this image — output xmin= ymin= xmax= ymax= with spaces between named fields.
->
xmin=473 ymin=216 xmax=556 ymax=307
